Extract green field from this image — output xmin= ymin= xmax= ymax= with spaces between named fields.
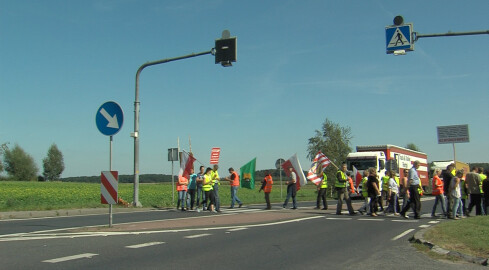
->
xmin=0 ymin=181 xmax=324 ymax=211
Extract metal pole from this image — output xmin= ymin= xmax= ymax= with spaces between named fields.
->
xmin=171 ymin=160 xmax=174 ymax=205
xmin=414 ymin=30 xmax=489 ymax=42
xmin=280 ymin=160 xmax=283 ymax=199
xmin=453 ymin=143 xmax=457 ymax=169
xmin=133 ymin=50 xmax=213 ymax=207
xmin=109 ymin=136 xmax=113 ymax=228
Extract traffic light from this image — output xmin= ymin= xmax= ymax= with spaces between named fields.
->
xmin=215 ymin=37 xmax=237 ymax=67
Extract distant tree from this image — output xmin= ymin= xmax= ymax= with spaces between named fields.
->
xmin=42 ymin=144 xmax=65 ymax=181
xmin=3 ymin=144 xmax=38 ymax=181
xmin=0 ymin=142 xmax=9 ymax=173
xmin=405 ymin=143 xmax=421 ymax=152
xmin=307 ymin=118 xmax=353 ymax=193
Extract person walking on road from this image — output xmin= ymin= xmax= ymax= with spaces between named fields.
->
xmin=367 ymin=167 xmax=380 ymax=216
xmin=466 ymin=167 xmax=482 ymax=216
xmin=224 ymin=167 xmax=243 ymax=209
xmin=176 ymin=176 xmax=188 ymax=211
xmin=196 ymin=166 xmax=206 ymax=211
xmin=385 ymin=170 xmax=399 ymax=215
xmin=211 ymin=165 xmax=221 ymax=212
xmin=451 ymin=170 xmax=465 ymax=219
xmin=187 ymin=168 xmax=197 ymax=210
xmin=283 ymin=167 xmax=298 ymax=209
xmin=203 ymin=167 xmax=216 ymax=212
xmin=259 ymin=171 xmax=273 ymax=210
xmin=335 ymin=163 xmax=356 ymax=215
xmin=315 ymin=171 xmax=328 ymax=210
xmin=443 ymin=164 xmax=455 ymax=218
xmin=357 ymin=170 xmax=370 ymax=215
xmin=431 ymin=168 xmax=447 ymax=217
xmin=400 ymin=161 xmax=422 ymax=219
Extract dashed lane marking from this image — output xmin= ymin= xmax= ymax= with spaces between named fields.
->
xmin=184 ymin=233 xmax=212 ymax=239
xmin=419 ymin=225 xmax=431 ymax=228
xmin=126 ymin=242 xmax=165 ymax=249
xmin=43 ymin=253 xmax=98 ymax=263
xmin=391 ymin=229 xmax=415 ymax=241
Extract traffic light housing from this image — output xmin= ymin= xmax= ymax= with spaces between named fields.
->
xmin=215 ymin=37 xmax=237 ymax=67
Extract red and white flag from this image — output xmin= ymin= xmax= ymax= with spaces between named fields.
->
xmin=281 ymin=153 xmax=307 ymax=191
xmin=352 ymin=165 xmax=362 ymax=188
xmin=210 ymin=147 xmax=221 ymax=164
xmin=179 ymin=150 xmax=196 ymax=180
xmin=307 ymin=152 xmax=331 ymax=185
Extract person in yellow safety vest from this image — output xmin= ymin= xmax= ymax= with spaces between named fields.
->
xmin=357 ymin=170 xmax=370 ymax=215
xmin=211 ymin=165 xmax=221 ymax=213
xmin=478 ymin=167 xmax=486 ymax=215
xmin=259 ymin=171 xmax=273 ymax=210
xmin=202 ymin=167 xmax=215 ymax=212
xmin=315 ymin=172 xmax=328 ymax=210
xmin=335 ymin=163 xmax=356 ymax=215
xmin=176 ymin=176 xmax=188 ymax=211
xmin=379 ymin=173 xmax=390 ymax=212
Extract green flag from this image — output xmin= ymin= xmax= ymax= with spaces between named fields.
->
xmin=240 ymin=158 xmax=256 ymax=189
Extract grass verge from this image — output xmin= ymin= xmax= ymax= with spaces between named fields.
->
xmin=423 ymin=216 xmax=489 ymax=259
xmin=0 ymin=181 xmax=326 ymax=211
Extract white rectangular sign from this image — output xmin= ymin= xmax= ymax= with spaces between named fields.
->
xmin=437 ymin=125 xmax=469 ymax=144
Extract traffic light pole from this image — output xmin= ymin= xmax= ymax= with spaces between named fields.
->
xmin=132 ymin=49 xmax=214 ymax=207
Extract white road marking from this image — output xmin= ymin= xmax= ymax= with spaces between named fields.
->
xmin=358 ymin=218 xmax=385 ymax=221
xmin=227 ymin=228 xmax=248 ymax=232
xmin=184 ymin=233 xmax=212 ymax=239
xmin=428 ymin=221 xmax=440 ymax=224
xmin=391 ymin=229 xmax=415 ymax=241
xmin=419 ymin=225 xmax=431 ymax=228
xmin=43 ymin=253 xmax=98 ymax=263
xmin=392 ymin=219 xmax=418 ymax=223
xmin=326 ymin=217 xmax=352 ymax=220
xmin=1 ymin=215 xmax=324 ymax=242
xmin=126 ymin=242 xmax=165 ymax=249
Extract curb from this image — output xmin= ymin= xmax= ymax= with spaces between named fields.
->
xmin=410 ymin=227 xmax=488 ymax=267
xmin=0 ymin=207 xmax=155 ymax=220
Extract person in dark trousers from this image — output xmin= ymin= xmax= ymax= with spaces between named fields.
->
xmin=335 ymin=163 xmax=356 ymax=215
xmin=442 ymin=164 xmax=455 ymax=218
xmin=283 ymin=167 xmax=298 ymax=209
xmin=367 ymin=167 xmax=380 ymax=216
xmin=400 ymin=161 xmax=422 ymax=219
xmin=315 ymin=171 xmax=328 ymax=210
xmin=465 ymin=167 xmax=482 ymax=216
xmin=259 ymin=171 xmax=273 ymax=210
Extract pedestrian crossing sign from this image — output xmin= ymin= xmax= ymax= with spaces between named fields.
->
xmin=385 ymin=24 xmax=414 ymax=54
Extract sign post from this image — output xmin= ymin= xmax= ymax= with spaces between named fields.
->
xmin=96 ymin=101 xmax=124 ymax=227
xmin=210 ymin=147 xmax=221 ymax=164
xmin=275 ymin=158 xmax=285 ymax=199
xmin=168 ymin=148 xmax=179 ymax=204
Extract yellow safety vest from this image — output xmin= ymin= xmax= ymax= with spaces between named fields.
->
xmin=480 ymin=174 xmax=486 ymax=193
xmin=211 ymin=170 xmax=220 ymax=186
xmin=382 ymin=176 xmax=390 ymax=191
xmin=203 ymin=175 xmax=213 ymax=191
xmin=335 ymin=171 xmax=346 ymax=188
xmin=320 ymin=173 xmax=328 ymax=189
xmin=361 ymin=177 xmax=368 ymax=197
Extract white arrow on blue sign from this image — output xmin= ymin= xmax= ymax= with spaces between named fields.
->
xmin=385 ymin=24 xmax=414 ymax=53
xmin=96 ymin=101 xmax=124 ymax=136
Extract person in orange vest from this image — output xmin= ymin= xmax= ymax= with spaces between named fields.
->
xmin=177 ymin=175 xmax=188 ymax=211
xmin=431 ymin=168 xmax=447 ymax=217
xmin=259 ymin=171 xmax=273 ymax=210
xmin=224 ymin=167 xmax=243 ymax=209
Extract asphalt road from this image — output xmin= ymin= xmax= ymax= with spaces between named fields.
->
xmin=0 ymin=197 xmax=483 ymax=269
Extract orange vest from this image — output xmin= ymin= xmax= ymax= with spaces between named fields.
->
xmin=348 ymin=177 xmax=355 ymax=194
xmin=431 ymin=175 xmax=443 ymax=195
xmin=231 ymin=172 xmax=240 ymax=187
xmin=264 ymin=175 xmax=273 ymax=193
xmin=177 ymin=176 xmax=188 ymax=191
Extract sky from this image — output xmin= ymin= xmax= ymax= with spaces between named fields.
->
xmin=1 ymin=0 xmax=488 ymax=178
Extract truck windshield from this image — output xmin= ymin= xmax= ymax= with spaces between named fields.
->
xmin=347 ymin=159 xmax=376 ymax=170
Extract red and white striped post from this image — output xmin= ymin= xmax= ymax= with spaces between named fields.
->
xmin=101 ymin=171 xmax=118 ymax=227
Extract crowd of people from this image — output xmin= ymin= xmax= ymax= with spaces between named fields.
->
xmin=176 ymin=165 xmax=242 ymax=213
xmin=175 ymin=162 xmax=489 ymax=220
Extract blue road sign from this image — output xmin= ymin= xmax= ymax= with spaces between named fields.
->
xmin=385 ymin=24 xmax=414 ymax=53
xmin=96 ymin=101 xmax=124 ymax=136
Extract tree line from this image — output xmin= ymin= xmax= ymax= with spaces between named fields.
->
xmin=0 ymin=143 xmax=64 ymax=181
